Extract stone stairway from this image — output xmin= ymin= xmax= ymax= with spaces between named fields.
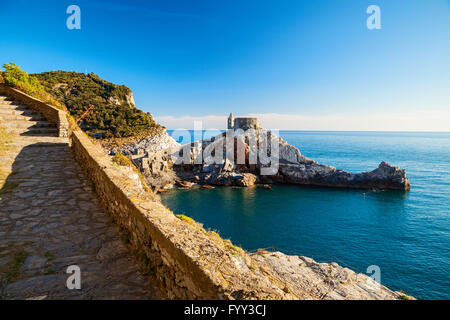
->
xmin=0 ymin=96 xmax=58 ymax=136
xmin=0 ymin=93 xmax=161 ymax=300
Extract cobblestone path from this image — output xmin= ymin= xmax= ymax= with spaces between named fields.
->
xmin=0 ymin=96 xmax=161 ymax=299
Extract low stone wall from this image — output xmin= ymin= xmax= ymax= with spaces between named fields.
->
xmin=71 ymin=130 xmax=291 ymax=299
xmin=0 ymin=84 xmax=69 ymax=137
xmin=71 ymin=130 xmax=408 ymax=300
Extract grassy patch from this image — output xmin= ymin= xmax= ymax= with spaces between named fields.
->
xmin=399 ymin=293 xmax=415 ymax=300
xmin=112 ymin=153 xmax=132 ymax=167
xmin=224 ymin=239 xmax=244 ymax=257
xmin=42 ymin=251 xmax=58 ymax=275
xmin=176 ymin=214 xmax=196 ymax=226
xmin=135 ymin=251 xmax=155 ymax=277
xmin=175 ymin=214 xmax=245 ymax=259
xmin=3 ymin=249 xmax=28 ymax=282
xmin=111 ymin=153 xmax=151 ymax=193
xmin=0 ymin=118 xmax=16 ymax=186
xmin=208 ymin=230 xmax=221 ymax=238
xmin=0 ymin=121 xmax=13 ymax=156
xmin=2 ymin=63 xmax=66 ymax=111
xmin=44 ymin=268 xmax=57 ymax=275
xmin=44 ymin=251 xmax=55 ymax=262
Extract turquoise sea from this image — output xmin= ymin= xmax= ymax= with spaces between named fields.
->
xmin=162 ymin=131 xmax=450 ymax=300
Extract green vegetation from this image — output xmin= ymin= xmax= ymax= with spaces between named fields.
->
xmin=224 ymin=239 xmax=244 ymax=257
xmin=0 ymin=121 xmax=15 ymax=184
xmin=112 ymin=152 xmax=151 ymax=192
xmin=1 ymin=63 xmax=163 ymax=139
xmin=135 ymin=251 xmax=155 ymax=277
xmin=43 ymin=251 xmax=57 ymax=275
xmin=33 ymin=70 xmax=163 ymax=138
xmin=112 ymin=152 xmax=132 ymax=166
xmin=44 ymin=268 xmax=57 ymax=275
xmin=1 ymin=63 xmax=65 ymax=110
xmin=399 ymin=293 xmax=415 ymax=300
xmin=176 ymin=214 xmax=245 ymax=258
xmin=44 ymin=251 xmax=55 ymax=262
xmin=176 ymin=214 xmax=196 ymax=225
xmin=208 ymin=230 xmax=221 ymax=238
xmin=2 ymin=248 xmax=28 ymax=282
xmin=0 ymin=121 xmax=13 ymax=156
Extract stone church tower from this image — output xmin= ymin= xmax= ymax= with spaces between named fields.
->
xmin=228 ymin=112 xmax=234 ymax=129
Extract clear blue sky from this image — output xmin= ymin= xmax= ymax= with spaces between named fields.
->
xmin=0 ymin=0 xmax=449 ymax=130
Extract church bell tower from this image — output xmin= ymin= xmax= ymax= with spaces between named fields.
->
xmin=228 ymin=112 xmax=234 ymax=130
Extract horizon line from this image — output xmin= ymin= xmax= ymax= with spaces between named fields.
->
xmin=163 ymin=129 xmax=450 ymax=133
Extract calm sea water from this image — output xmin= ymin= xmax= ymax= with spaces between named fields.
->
xmin=162 ymin=131 xmax=450 ymax=300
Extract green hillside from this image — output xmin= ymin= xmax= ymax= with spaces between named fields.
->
xmin=32 ymin=71 xmax=163 ymax=138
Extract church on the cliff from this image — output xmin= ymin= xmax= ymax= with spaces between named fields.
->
xmin=227 ymin=113 xmax=261 ymax=131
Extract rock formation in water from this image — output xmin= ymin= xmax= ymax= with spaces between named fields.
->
xmin=173 ymin=129 xmax=410 ymax=191
xmin=115 ymin=128 xmax=410 ymax=191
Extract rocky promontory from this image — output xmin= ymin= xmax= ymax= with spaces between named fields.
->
xmin=113 ymin=128 xmax=410 ymax=192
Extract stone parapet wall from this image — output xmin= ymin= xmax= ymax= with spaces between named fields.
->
xmin=0 ymin=84 xmax=69 ymax=137
xmin=71 ymin=130 xmax=291 ymax=299
xmin=70 ymin=131 xmax=408 ymax=300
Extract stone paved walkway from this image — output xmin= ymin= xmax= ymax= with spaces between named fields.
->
xmin=0 ymin=104 xmax=161 ymax=300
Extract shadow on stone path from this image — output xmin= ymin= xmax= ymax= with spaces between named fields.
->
xmin=0 ymin=138 xmax=162 ymax=300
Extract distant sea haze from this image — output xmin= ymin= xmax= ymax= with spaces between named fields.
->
xmin=157 ymin=110 xmax=450 ymax=132
xmin=162 ymin=131 xmax=450 ymax=300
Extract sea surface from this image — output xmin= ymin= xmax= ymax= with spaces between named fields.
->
xmin=161 ymin=131 xmax=450 ymax=299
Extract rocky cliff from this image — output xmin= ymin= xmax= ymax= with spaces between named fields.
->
xmin=251 ymin=251 xmax=411 ymax=300
xmin=114 ymin=128 xmax=410 ymax=191
xmin=169 ymin=129 xmax=411 ymax=191
xmin=115 ymin=130 xmax=180 ymax=190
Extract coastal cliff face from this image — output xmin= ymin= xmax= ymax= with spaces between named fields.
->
xmin=117 ymin=131 xmax=181 ymax=190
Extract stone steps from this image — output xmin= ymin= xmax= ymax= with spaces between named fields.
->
xmin=0 ymin=100 xmax=19 ymax=106
xmin=0 ymin=95 xmax=58 ymax=137
xmin=0 ymin=114 xmax=46 ymax=121
xmin=0 ymin=108 xmax=38 ymax=116
xmin=0 ymin=104 xmax=28 ymax=110
xmin=1 ymin=120 xmax=56 ymax=129
xmin=7 ymin=127 xmax=59 ymax=135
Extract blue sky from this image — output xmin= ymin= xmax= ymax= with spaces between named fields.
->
xmin=0 ymin=0 xmax=449 ymax=130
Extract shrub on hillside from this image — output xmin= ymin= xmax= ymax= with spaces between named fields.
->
xmin=1 ymin=63 xmax=163 ymax=140
xmin=1 ymin=63 xmax=65 ymax=110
